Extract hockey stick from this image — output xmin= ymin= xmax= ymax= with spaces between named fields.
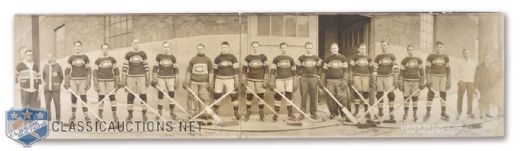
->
xmin=428 ymin=88 xmax=470 ymax=125
xmin=321 ymin=87 xmax=359 ymax=124
xmin=186 ymin=87 xmax=230 ymax=123
xmin=242 ymin=83 xmax=280 ymax=116
xmin=356 ymin=87 xmax=396 ymax=122
xmin=95 ymin=88 xmax=119 ymax=106
xmin=273 ymin=88 xmax=320 ymax=122
xmin=122 ymin=86 xmax=168 ymax=122
xmin=66 ymin=88 xmax=106 ymax=123
xmin=378 ymin=88 xmax=421 ymax=124
xmin=350 ymin=85 xmax=383 ymax=120
xmin=154 ymin=86 xmax=190 ymax=115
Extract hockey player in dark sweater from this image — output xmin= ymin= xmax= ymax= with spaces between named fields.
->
xmin=297 ymin=42 xmax=322 ymax=120
xmin=121 ymin=39 xmax=150 ymax=121
xmin=93 ymin=43 xmax=120 ymax=121
xmin=151 ymin=41 xmax=180 ymax=120
xmin=321 ymin=43 xmax=349 ymax=121
xmin=213 ymin=41 xmax=240 ymax=120
xmin=349 ymin=43 xmax=374 ymax=119
xmin=183 ymin=43 xmax=213 ymax=119
xmin=15 ymin=48 xmax=41 ymax=108
xmin=399 ymin=45 xmax=425 ymax=122
xmin=269 ymin=42 xmax=298 ymax=122
xmin=425 ymin=41 xmax=451 ymax=121
xmin=242 ymin=41 xmax=269 ymax=121
xmin=373 ymin=41 xmax=398 ymax=122
xmin=64 ymin=41 xmax=92 ymax=121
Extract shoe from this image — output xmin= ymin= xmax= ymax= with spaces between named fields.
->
xmin=423 ymin=112 xmax=431 ymax=122
xmin=69 ymin=115 xmax=76 ymax=122
xmin=413 ymin=112 xmax=418 ymax=122
xmin=259 ymin=111 xmax=265 ymax=121
xmin=244 ymin=109 xmax=251 ymax=121
xmin=272 ymin=114 xmax=278 ymax=122
xmin=170 ymin=113 xmax=178 ymax=120
xmin=329 ymin=115 xmax=336 ymax=120
xmin=298 ymin=114 xmax=305 ymax=120
xmin=441 ymin=112 xmax=450 ymax=121
xmin=84 ymin=114 xmax=91 ymax=122
xmin=234 ymin=111 xmax=241 ymax=120
xmin=467 ymin=114 xmax=475 ymax=119
xmin=402 ymin=111 xmax=408 ymax=121
xmin=288 ymin=110 xmax=296 ymax=121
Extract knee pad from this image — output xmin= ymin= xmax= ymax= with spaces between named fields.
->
xmin=127 ymin=94 xmax=135 ymax=104
xmin=440 ymin=91 xmax=447 ymax=99
xmin=98 ymin=95 xmax=105 ymax=101
xmin=427 ymin=90 xmax=435 ymax=99
xmin=168 ymin=91 xmax=175 ymax=98
xmin=231 ymin=93 xmax=238 ymax=100
xmin=71 ymin=95 xmax=77 ymax=104
xmin=246 ymin=93 xmax=253 ymax=101
xmin=376 ymin=92 xmax=384 ymax=99
xmin=139 ymin=94 xmax=147 ymax=102
xmin=412 ymin=96 xmax=418 ymax=102
xmin=274 ymin=93 xmax=282 ymax=100
xmin=362 ymin=92 xmax=369 ymax=99
xmin=214 ymin=93 xmax=222 ymax=100
xmin=354 ymin=92 xmax=361 ymax=99
xmin=388 ymin=92 xmax=395 ymax=101
xmin=158 ymin=91 xmax=164 ymax=99
xmin=80 ymin=95 xmax=87 ymax=102
xmin=285 ymin=92 xmax=293 ymax=100
xmin=109 ymin=95 xmax=116 ymax=101
xmin=257 ymin=93 xmax=264 ymax=99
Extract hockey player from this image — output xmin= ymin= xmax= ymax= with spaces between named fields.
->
xmin=373 ymin=41 xmax=398 ymax=122
xmin=242 ymin=41 xmax=269 ymax=121
xmin=183 ymin=44 xmax=213 ymax=119
xmin=213 ymin=41 xmax=240 ymax=120
xmin=425 ymin=41 xmax=451 ymax=121
xmin=121 ymin=39 xmax=150 ymax=121
xmin=93 ymin=43 xmax=120 ymax=121
xmin=297 ymin=42 xmax=322 ymax=120
xmin=42 ymin=54 xmax=64 ymax=121
xmin=399 ymin=45 xmax=425 ymax=122
xmin=269 ymin=42 xmax=298 ymax=122
xmin=151 ymin=41 xmax=180 ymax=120
xmin=321 ymin=43 xmax=349 ymax=120
xmin=64 ymin=41 xmax=92 ymax=121
xmin=16 ymin=48 xmax=41 ymax=108
xmin=349 ymin=43 xmax=374 ymax=119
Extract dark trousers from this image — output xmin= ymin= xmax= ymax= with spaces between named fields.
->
xmin=299 ymin=76 xmax=318 ymax=115
xmin=457 ymin=82 xmax=475 ymax=114
xmin=325 ymin=79 xmax=347 ymax=117
xmin=44 ymin=91 xmax=61 ymax=121
xmin=20 ymin=90 xmax=39 ymax=108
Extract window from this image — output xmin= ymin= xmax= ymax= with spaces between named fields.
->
xmin=105 ymin=16 xmax=133 ymax=48
xmin=420 ymin=14 xmax=434 ymax=52
xmin=54 ymin=25 xmax=65 ymax=57
xmin=257 ymin=15 xmax=310 ymax=37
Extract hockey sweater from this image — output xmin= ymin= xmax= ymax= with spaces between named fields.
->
xmin=298 ymin=55 xmax=321 ymax=77
xmin=272 ymin=55 xmax=296 ymax=79
xmin=95 ymin=56 xmax=118 ymax=81
xmin=426 ymin=53 xmax=450 ymax=76
xmin=16 ymin=61 xmax=41 ymax=92
xmin=243 ymin=53 xmax=268 ymax=80
xmin=187 ymin=54 xmax=213 ymax=83
xmin=123 ymin=51 xmax=148 ymax=76
xmin=323 ymin=54 xmax=348 ymax=79
xmin=154 ymin=54 xmax=177 ymax=78
xmin=214 ymin=53 xmax=238 ymax=78
xmin=374 ymin=53 xmax=396 ymax=76
xmin=401 ymin=56 xmax=423 ymax=80
xmin=67 ymin=54 xmax=90 ymax=78
xmin=350 ymin=54 xmax=372 ymax=76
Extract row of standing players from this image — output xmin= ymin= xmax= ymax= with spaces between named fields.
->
xmin=15 ymin=39 xmax=460 ymax=124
